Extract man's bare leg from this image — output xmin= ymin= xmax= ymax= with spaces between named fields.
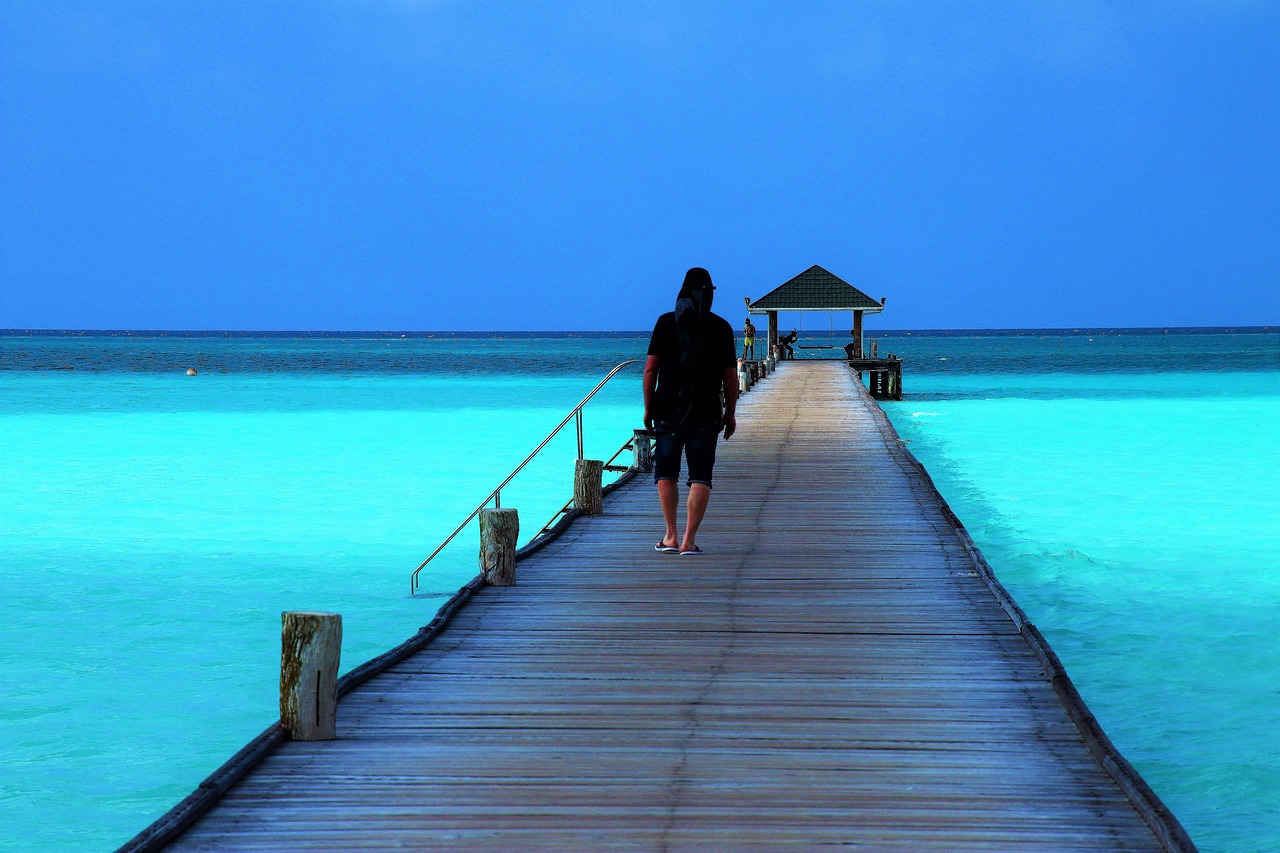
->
xmin=681 ymin=483 xmax=711 ymax=552
xmin=657 ymin=479 xmax=680 ymax=549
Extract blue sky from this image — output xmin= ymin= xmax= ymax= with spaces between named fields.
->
xmin=1 ymin=1 xmax=1276 ymax=331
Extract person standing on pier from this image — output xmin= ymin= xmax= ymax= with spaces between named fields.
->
xmin=643 ymin=267 xmax=738 ymax=556
xmin=742 ymin=317 xmax=757 ymax=359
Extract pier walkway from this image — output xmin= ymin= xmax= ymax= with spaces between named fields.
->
xmin=159 ymin=362 xmax=1182 ymax=851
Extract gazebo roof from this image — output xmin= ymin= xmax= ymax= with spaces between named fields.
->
xmin=748 ymin=265 xmax=884 ymax=313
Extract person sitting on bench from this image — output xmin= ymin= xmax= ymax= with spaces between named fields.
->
xmin=778 ymin=329 xmax=798 ymax=360
xmin=844 ymin=328 xmax=861 ymax=360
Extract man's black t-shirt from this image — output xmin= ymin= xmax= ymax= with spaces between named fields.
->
xmin=647 ymin=312 xmax=737 ymax=426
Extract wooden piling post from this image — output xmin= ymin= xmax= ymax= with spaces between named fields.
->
xmin=480 ymin=508 xmax=519 ymax=585
xmin=574 ymin=459 xmax=604 ymax=515
xmin=632 ymin=429 xmax=654 ymax=473
xmin=280 ymin=611 xmax=342 ymax=741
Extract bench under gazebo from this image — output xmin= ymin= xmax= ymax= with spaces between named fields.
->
xmin=746 ymin=264 xmax=903 ymax=399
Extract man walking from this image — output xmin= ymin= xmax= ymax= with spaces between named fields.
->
xmin=643 ymin=268 xmax=738 ymax=556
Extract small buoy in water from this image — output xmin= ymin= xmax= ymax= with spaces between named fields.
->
xmin=186 ymin=368 xmax=198 ymax=376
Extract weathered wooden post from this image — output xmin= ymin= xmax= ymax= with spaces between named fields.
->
xmin=632 ymin=429 xmax=654 ymax=473
xmin=480 ymin=508 xmax=519 ymax=585
xmin=280 ymin=611 xmax=342 ymax=741
xmin=574 ymin=459 xmax=604 ymax=515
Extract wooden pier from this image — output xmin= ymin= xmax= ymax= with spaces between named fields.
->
xmin=128 ymin=361 xmax=1193 ymax=852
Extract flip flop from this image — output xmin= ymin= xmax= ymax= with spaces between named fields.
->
xmin=655 ymin=541 xmax=679 ymax=553
xmin=679 ymin=546 xmax=704 ymax=556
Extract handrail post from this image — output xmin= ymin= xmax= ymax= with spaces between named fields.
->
xmin=574 ymin=459 xmax=604 ymax=515
xmin=480 ymin=508 xmax=519 ymax=585
xmin=575 ymin=410 xmax=584 ymax=460
xmin=632 ymin=429 xmax=654 ymax=474
xmin=280 ymin=611 xmax=341 ymax=741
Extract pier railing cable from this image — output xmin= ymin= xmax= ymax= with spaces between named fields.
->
xmin=409 ymin=359 xmax=641 ymax=595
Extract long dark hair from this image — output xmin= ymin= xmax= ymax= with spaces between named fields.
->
xmin=673 ymin=267 xmax=714 ymax=425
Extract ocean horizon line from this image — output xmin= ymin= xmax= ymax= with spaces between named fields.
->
xmin=2 ymin=325 xmax=1276 ymax=339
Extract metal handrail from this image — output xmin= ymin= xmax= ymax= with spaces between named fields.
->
xmin=524 ymin=431 xmax=640 ymax=550
xmin=409 ymin=359 xmax=641 ymax=595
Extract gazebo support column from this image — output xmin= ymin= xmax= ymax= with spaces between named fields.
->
xmin=852 ymin=310 xmax=864 ymax=359
xmin=767 ymin=311 xmax=778 ymax=356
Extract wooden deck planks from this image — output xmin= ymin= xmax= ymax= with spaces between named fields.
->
xmin=166 ymin=361 xmax=1163 ymax=851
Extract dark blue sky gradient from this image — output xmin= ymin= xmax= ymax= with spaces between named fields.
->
xmin=2 ymin=1 xmax=1277 ymax=330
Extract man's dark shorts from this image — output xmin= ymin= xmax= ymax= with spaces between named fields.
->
xmin=653 ymin=419 xmax=721 ymax=488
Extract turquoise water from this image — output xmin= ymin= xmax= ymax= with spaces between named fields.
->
xmin=878 ymin=333 xmax=1279 ymax=853
xmin=1 ymin=334 xmax=647 ymax=852
xmin=2 ymin=330 xmax=1277 ymax=851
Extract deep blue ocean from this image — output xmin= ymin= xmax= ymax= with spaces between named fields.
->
xmin=1 ymin=328 xmax=1276 ymax=851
